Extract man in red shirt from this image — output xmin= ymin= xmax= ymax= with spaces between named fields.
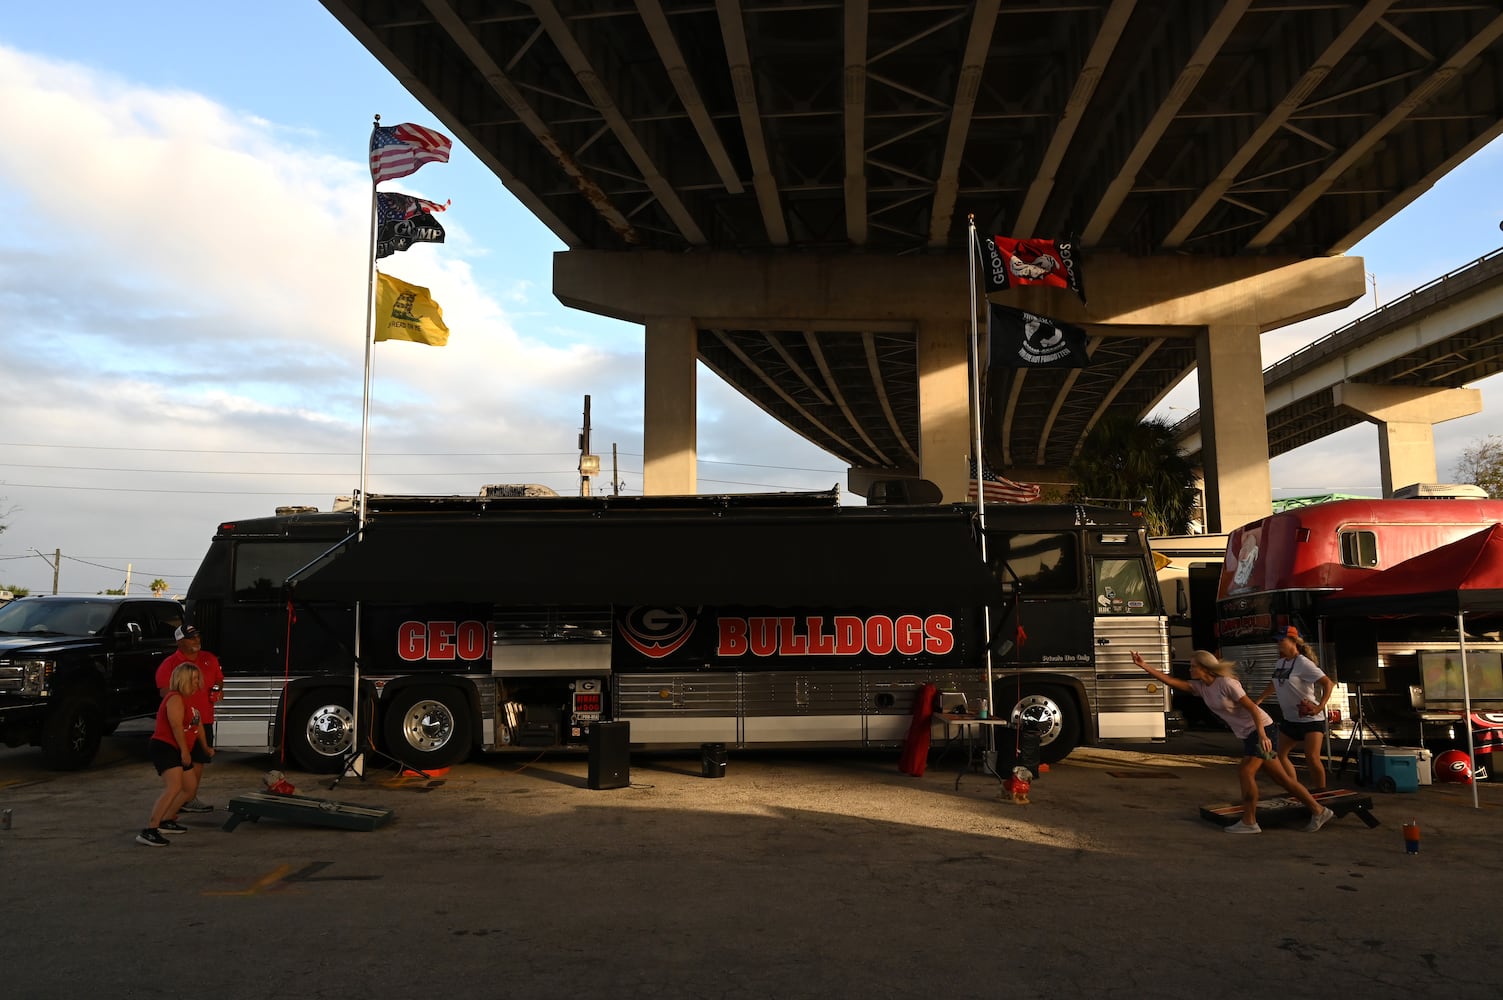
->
xmin=156 ymin=624 xmax=224 ymax=813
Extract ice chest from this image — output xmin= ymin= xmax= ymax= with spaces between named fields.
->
xmin=1362 ymin=747 xmax=1420 ymax=792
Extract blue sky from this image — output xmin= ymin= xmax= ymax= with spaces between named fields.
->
xmin=1 ymin=2 xmax=1501 ymax=596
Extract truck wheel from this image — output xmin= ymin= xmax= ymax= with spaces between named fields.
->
xmin=288 ymin=692 xmax=357 ymax=773
xmin=41 ymin=693 xmax=105 ymax=770
xmin=382 ymin=687 xmax=472 ymax=769
xmin=1007 ymin=687 xmax=1080 ymax=764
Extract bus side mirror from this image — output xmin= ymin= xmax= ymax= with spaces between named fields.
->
xmin=1176 ymin=580 xmax=1188 ymax=617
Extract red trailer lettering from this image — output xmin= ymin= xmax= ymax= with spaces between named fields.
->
xmin=834 ymin=616 xmax=863 ymax=654
xmin=397 ymin=621 xmax=425 ymax=661
xmin=894 ymin=615 xmax=924 ymax=655
xmin=397 ymin=620 xmax=490 ymax=661
xmin=718 ymin=617 xmax=748 ymax=656
xmin=924 ymin=614 xmax=954 ymax=654
xmin=865 ymin=615 xmax=894 ymax=654
xmin=805 ymin=617 xmax=837 ymax=655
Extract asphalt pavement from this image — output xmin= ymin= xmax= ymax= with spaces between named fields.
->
xmin=3 ymin=726 xmax=1500 ymax=999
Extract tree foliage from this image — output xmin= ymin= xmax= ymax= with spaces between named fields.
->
xmin=150 ymin=579 xmax=169 ymax=597
xmin=1 ymin=584 xmax=28 ymax=597
xmin=1452 ymin=435 xmax=1503 ymax=498
xmin=1068 ymin=414 xmax=1199 ymax=535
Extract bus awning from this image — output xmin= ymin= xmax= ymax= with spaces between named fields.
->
xmin=286 ymin=513 xmax=1003 ymax=608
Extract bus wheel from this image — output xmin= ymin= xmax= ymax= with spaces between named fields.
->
xmin=1007 ymin=687 xmax=1080 ymax=764
xmin=289 ymin=693 xmax=356 ymax=773
xmin=382 ymin=687 xmax=472 ymax=770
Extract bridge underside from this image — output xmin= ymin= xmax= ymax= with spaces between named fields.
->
xmin=327 ymin=0 xmax=1503 ymax=521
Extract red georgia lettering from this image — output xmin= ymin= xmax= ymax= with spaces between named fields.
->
xmin=397 ymin=621 xmax=425 ymax=661
xmin=456 ymin=620 xmax=489 ymax=661
xmin=427 ymin=621 xmax=457 ymax=660
xmin=782 ymin=617 xmax=809 ymax=655
xmin=805 ymin=617 xmax=836 ymax=655
xmin=865 ymin=616 xmax=894 ymax=655
xmin=749 ymin=619 xmax=778 ymax=656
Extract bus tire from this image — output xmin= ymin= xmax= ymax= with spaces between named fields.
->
xmin=288 ymin=691 xmax=357 ymax=773
xmin=381 ymin=687 xmax=472 ymax=769
xmin=41 ymin=692 xmax=104 ymax=770
xmin=1007 ymin=686 xmax=1080 ymax=764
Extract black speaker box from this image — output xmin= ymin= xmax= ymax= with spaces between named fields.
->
xmin=1326 ymin=618 xmax=1380 ymax=686
xmin=587 ymin=721 xmax=630 ymax=790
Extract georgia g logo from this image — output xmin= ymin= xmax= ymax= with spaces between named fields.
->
xmin=620 ymin=606 xmax=697 ymax=659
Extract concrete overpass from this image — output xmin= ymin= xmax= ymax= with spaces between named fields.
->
xmin=1176 ymin=246 xmax=1503 ymax=494
xmin=324 ymin=1 xmax=1503 ymax=530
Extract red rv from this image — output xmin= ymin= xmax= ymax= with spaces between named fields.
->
xmin=1214 ymin=490 xmax=1503 ymax=751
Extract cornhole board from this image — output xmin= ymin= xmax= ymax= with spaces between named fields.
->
xmin=222 ymin=791 xmax=394 ymax=833
xmin=1199 ymin=788 xmax=1379 ymax=829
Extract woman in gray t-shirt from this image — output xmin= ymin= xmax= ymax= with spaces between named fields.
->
xmin=1133 ymin=648 xmax=1333 ymax=835
xmin=1256 ymin=626 xmax=1336 ymax=792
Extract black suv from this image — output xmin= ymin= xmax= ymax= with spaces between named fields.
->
xmin=0 ymin=596 xmax=183 ymax=768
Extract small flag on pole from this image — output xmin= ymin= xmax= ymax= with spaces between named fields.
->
xmin=376 ymin=193 xmax=447 ymax=259
xmin=989 ymin=304 xmax=1090 ymax=369
xmin=375 ymin=272 xmax=450 ymax=346
xmin=369 ymin=123 xmax=452 ymax=182
xmin=980 ymin=234 xmax=1086 ymax=301
xmin=967 ymin=459 xmax=1041 ymax=504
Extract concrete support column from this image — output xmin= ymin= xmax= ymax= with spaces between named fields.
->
xmin=1333 ymin=383 xmax=1483 ymax=495
xmin=643 ymin=316 xmax=698 ymax=495
xmin=916 ymin=319 xmax=971 ymax=502
xmin=1196 ymin=325 xmax=1272 ymax=533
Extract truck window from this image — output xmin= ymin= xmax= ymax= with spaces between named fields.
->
xmin=990 ymin=532 xmax=1078 ymax=595
xmin=234 ymin=541 xmax=343 ymax=602
xmin=1339 ymin=530 xmax=1378 ymax=568
xmin=1093 ymin=557 xmax=1153 ymax=615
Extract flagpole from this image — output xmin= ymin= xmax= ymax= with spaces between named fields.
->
xmin=966 ymin=215 xmax=996 ymax=741
xmin=346 ymin=113 xmax=384 ymax=779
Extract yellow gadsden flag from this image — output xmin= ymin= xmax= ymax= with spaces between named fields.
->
xmin=375 ymin=272 xmax=450 ymax=346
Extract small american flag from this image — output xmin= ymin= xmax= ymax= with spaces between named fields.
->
xmin=376 ymin=191 xmax=451 ymax=222
xmin=369 ymin=123 xmax=452 ymax=183
xmin=967 ymin=459 xmax=1041 ymax=504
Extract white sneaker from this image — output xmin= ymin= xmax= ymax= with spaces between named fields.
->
xmin=1224 ymin=820 xmax=1262 ymax=834
xmin=1304 ymin=807 xmax=1336 ymax=833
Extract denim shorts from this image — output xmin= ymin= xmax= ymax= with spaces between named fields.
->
xmin=1241 ymin=729 xmax=1276 ymax=759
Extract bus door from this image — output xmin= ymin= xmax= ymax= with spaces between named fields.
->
xmin=1091 ymin=544 xmax=1169 ymax=739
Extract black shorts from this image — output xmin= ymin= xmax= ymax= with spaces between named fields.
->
xmin=149 ymin=738 xmax=210 ymax=775
xmin=202 ymin=722 xmax=215 ymax=747
xmin=1279 ymin=719 xmax=1326 ymax=740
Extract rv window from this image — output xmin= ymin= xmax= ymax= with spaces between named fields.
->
xmin=1339 ymin=530 xmax=1378 ymax=568
xmin=1093 ymin=558 xmax=1154 ymax=615
xmin=234 ymin=541 xmax=342 ymax=601
xmin=1420 ymin=651 xmax=1503 ymax=701
xmin=989 ymin=532 xmax=1078 ymax=594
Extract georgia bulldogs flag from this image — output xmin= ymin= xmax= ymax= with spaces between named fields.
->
xmin=990 ymin=304 xmax=1090 ymax=369
xmin=981 ymin=234 xmax=1086 ymax=302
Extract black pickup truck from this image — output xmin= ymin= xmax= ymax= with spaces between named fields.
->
xmin=0 ymin=595 xmax=184 ymax=768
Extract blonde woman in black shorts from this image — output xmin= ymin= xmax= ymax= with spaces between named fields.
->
xmin=1256 ymin=625 xmax=1335 ymax=792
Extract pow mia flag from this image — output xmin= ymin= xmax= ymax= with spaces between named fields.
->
xmin=376 ymin=191 xmax=448 ymax=259
xmin=989 ymin=304 xmax=1090 ymax=369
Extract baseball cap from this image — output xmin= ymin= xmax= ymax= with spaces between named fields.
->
xmin=174 ymin=624 xmax=200 ymax=641
xmin=1284 ymin=625 xmax=1302 ymax=641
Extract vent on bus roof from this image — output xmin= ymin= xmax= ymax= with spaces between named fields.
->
xmin=1391 ymin=483 xmax=1487 ymax=499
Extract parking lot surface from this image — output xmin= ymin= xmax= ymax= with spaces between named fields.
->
xmin=4 ymin=727 xmax=1500 ymax=999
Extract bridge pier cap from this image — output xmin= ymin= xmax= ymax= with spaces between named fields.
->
xmin=554 ymin=251 xmax=1363 ymax=504
xmin=555 ymin=251 xmax=1364 ymax=330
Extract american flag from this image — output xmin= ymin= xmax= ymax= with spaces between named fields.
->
xmin=967 ymin=459 xmax=1041 ymax=504
xmin=369 ymin=123 xmax=452 ymax=183
xmin=376 ymin=191 xmax=451 ymax=222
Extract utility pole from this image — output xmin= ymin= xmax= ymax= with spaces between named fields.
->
xmin=612 ymin=443 xmax=620 ymax=496
xmin=32 ymin=548 xmax=61 ymax=594
xmin=578 ymin=394 xmax=599 ymax=497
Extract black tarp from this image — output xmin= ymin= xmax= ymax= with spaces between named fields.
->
xmin=287 ymin=510 xmax=1004 ymax=607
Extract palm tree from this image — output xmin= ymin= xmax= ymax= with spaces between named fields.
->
xmin=150 ymin=578 xmax=169 ymax=597
xmin=1069 ymin=414 xmax=1198 ymax=535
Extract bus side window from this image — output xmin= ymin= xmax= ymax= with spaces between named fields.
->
xmin=1339 ymin=530 xmax=1378 ymax=568
xmin=1093 ymin=558 xmax=1152 ymax=615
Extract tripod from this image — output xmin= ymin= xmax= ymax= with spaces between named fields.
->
xmin=1336 ymin=682 xmax=1382 ymax=781
xmin=327 ymin=656 xmax=431 ymax=790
